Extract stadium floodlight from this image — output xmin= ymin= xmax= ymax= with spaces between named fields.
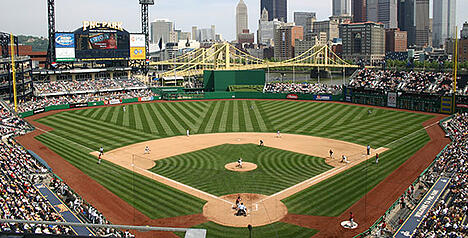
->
xmin=139 ymin=0 xmax=155 ymax=5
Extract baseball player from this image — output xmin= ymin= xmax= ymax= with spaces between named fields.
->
xmin=375 ymin=153 xmax=379 ymax=165
xmin=259 ymin=140 xmax=264 ymax=147
xmin=276 ymin=130 xmax=281 ymax=138
xmin=367 ymin=145 xmax=371 ymax=155
xmin=144 ymin=146 xmax=151 ymax=154
xmin=186 ymin=129 xmax=190 ymax=137
xmin=98 ymin=154 xmax=102 ymax=164
xmin=237 ymin=158 xmax=243 ymax=168
xmin=123 ymin=106 xmax=126 ymax=112
xmin=329 ymin=149 xmax=334 ymax=158
xmin=236 ymin=203 xmax=247 ymax=217
xmin=341 ymin=155 xmax=349 ymax=163
xmin=349 ymin=212 xmax=355 ymax=227
xmin=99 ymin=147 xmax=104 ymax=156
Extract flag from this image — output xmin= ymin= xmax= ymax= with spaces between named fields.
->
xmin=158 ymin=37 xmax=163 ymax=50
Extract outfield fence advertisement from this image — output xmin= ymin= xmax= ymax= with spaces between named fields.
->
xmin=387 ymin=92 xmax=397 ymax=108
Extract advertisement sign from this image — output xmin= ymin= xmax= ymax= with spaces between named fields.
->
xmin=314 ymin=95 xmax=332 ymax=101
xmin=69 ymin=103 xmax=88 ymax=108
xmin=55 ymin=33 xmax=75 ymax=62
xmin=139 ymin=96 xmax=153 ymax=102
xmin=33 ymin=108 xmax=45 ymax=114
xmin=440 ymin=96 xmax=453 ymax=114
xmin=286 ymin=94 xmax=298 ymax=100
xmin=130 ymin=47 xmax=146 ymax=60
xmin=107 ymin=99 xmax=122 ymax=105
xmin=457 ymin=104 xmax=468 ymax=108
xmin=89 ymin=33 xmax=117 ymax=49
xmin=387 ymin=92 xmax=397 ymax=108
xmin=130 ymin=34 xmax=146 ymax=47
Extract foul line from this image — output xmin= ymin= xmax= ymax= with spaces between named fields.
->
xmin=34 ymin=125 xmax=233 ymax=206
xmin=384 ymin=121 xmax=439 ymax=147
xmin=134 ymin=165 xmax=233 ymax=205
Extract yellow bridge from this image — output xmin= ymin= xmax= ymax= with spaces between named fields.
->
xmin=150 ymin=42 xmax=359 ymax=78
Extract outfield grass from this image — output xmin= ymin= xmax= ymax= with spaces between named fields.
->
xmin=150 ymin=144 xmax=332 ymax=196
xmin=34 ymin=100 xmax=433 ymax=224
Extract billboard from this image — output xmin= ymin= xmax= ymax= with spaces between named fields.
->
xmin=55 ymin=33 xmax=75 ymax=62
xmin=130 ymin=47 xmax=146 ymax=60
xmin=387 ymin=92 xmax=397 ymax=108
xmin=130 ymin=34 xmax=146 ymax=60
xmin=74 ymin=22 xmax=130 ymax=60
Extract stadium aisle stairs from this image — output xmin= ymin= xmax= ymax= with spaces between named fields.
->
xmin=34 ymin=184 xmax=95 ymax=236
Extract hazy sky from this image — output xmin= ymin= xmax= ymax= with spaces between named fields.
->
xmin=1 ymin=0 xmax=467 ymax=41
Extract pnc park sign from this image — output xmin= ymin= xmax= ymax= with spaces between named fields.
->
xmin=82 ymin=21 xmax=123 ymax=31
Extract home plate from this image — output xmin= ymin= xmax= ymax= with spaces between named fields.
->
xmin=341 ymin=221 xmax=358 ymax=229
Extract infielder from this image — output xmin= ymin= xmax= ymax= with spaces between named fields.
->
xmin=367 ymin=145 xmax=371 ymax=155
xmin=341 ymin=155 xmax=349 ymax=163
xmin=144 ymin=146 xmax=151 ymax=154
xmin=98 ymin=154 xmax=102 ymax=164
xmin=186 ymin=129 xmax=190 ymax=137
xmin=375 ymin=153 xmax=379 ymax=165
xmin=329 ymin=149 xmax=334 ymax=158
xmin=259 ymin=140 xmax=264 ymax=147
xmin=276 ymin=130 xmax=281 ymax=138
xmin=237 ymin=158 xmax=243 ymax=168
xmin=99 ymin=147 xmax=104 ymax=156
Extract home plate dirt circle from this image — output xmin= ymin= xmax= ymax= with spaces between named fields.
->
xmin=224 ymin=162 xmax=258 ymax=172
xmin=203 ymin=193 xmax=288 ymax=227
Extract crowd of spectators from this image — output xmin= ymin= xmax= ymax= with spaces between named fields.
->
xmin=0 ymin=102 xmax=32 ymax=137
xmin=14 ymin=89 xmax=158 ymax=113
xmin=264 ymin=82 xmax=343 ymax=95
xmin=34 ymin=78 xmax=147 ymax=95
xmin=349 ymin=69 xmax=466 ymax=96
xmin=412 ymin=113 xmax=468 ymax=238
xmin=0 ymin=102 xmax=132 ymax=237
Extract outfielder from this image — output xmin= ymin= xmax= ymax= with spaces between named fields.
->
xmin=123 ymin=106 xmax=126 ymax=112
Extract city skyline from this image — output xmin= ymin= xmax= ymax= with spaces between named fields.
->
xmin=0 ymin=0 xmax=467 ymax=41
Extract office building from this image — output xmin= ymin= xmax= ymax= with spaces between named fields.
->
xmin=340 ymin=22 xmax=385 ymax=62
xmin=310 ymin=17 xmax=340 ymax=43
xmin=352 ymin=0 xmax=367 ymax=22
xmin=192 ymin=25 xmax=217 ymax=42
xmin=461 ymin=22 xmax=468 ymax=39
xmin=433 ymin=0 xmax=456 ymax=48
xmin=367 ymin=0 xmax=398 ymax=29
xmin=415 ymin=0 xmax=430 ymax=47
xmin=236 ymin=0 xmax=249 ymax=42
xmin=260 ymin=0 xmax=287 ymax=22
xmin=333 ymin=0 xmax=351 ymax=16
xmin=398 ymin=0 xmax=415 ymax=46
xmin=274 ymin=25 xmax=303 ymax=60
xmin=294 ymin=12 xmax=317 ymax=34
xmin=258 ymin=9 xmax=282 ymax=46
xmin=385 ymin=28 xmax=408 ymax=52
xmin=150 ymin=19 xmax=174 ymax=45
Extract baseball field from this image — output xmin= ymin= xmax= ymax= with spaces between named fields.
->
xmin=18 ymin=100 xmax=440 ymax=237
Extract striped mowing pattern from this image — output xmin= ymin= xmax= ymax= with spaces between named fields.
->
xmin=150 ymin=144 xmax=333 ymax=196
xmin=35 ymin=100 xmax=433 ymax=221
xmin=176 ymin=222 xmax=318 ymax=238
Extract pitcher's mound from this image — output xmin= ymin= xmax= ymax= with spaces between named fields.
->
xmin=224 ymin=162 xmax=257 ymax=172
xmin=203 ymin=193 xmax=287 ymax=227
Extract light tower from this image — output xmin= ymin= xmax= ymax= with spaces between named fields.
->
xmin=139 ymin=0 xmax=154 ymax=63
xmin=46 ymin=0 xmax=55 ymax=68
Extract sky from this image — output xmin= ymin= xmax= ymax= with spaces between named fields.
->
xmin=0 ymin=0 xmax=467 ymax=41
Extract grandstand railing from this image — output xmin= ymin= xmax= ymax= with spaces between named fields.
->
xmin=353 ymin=117 xmax=453 ymax=237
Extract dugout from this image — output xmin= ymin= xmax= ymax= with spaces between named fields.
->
xmin=203 ymin=70 xmax=265 ymax=92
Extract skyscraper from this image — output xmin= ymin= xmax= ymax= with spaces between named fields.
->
xmin=150 ymin=19 xmax=174 ymax=45
xmin=260 ymin=0 xmax=287 ymax=22
xmin=378 ymin=0 xmax=398 ymax=28
xmin=333 ymin=0 xmax=351 ymax=16
xmin=433 ymin=0 xmax=456 ymax=48
xmin=398 ymin=0 xmax=415 ymax=46
xmin=236 ymin=0 xmax=248 ymax=42
xmin=294 ymin=12 xmax=316 ymax=34
xmin=367 ymin=0 xmax=379 ymax=22
xmin=415 ymin=0 xmax=430 ymax=47
xmin=352 ymin=0 xmax=367 ymax=22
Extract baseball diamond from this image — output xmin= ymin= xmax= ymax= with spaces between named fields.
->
xmin=14 ymin=99 xmax=442 ymax=237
